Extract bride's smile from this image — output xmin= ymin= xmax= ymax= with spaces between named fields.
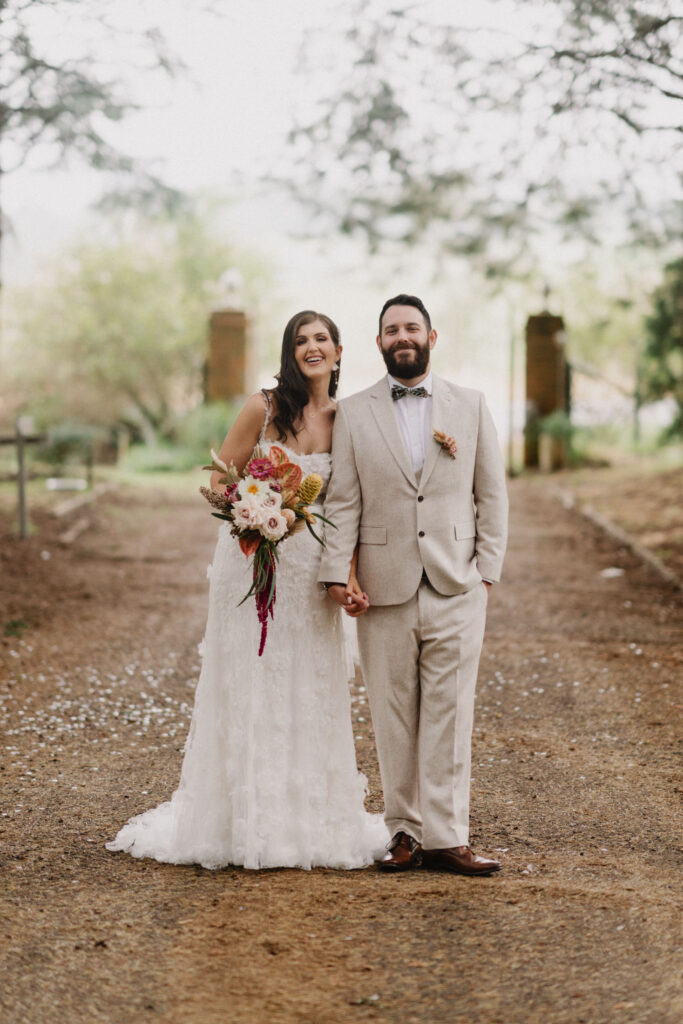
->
xmin=294 ymin=319 xmax=341 ymax=380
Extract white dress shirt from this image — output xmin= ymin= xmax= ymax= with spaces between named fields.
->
xmin=387 ymin=371 xmax=433 ymax=475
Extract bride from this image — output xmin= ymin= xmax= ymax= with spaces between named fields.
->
xmin=106 ymin=310 xmax=388 ymax=870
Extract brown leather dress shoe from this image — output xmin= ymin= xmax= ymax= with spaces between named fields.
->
xmin=421 ymin=845 xmax=502 ymax=876
xmin=378 ymin=831 xmax=423 ymax=872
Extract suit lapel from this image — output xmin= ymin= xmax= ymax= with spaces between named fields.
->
xmin=368 ymin=377 xmax=417 ymax=488
xmin=420 ymin=375 xmax=453 ymax=491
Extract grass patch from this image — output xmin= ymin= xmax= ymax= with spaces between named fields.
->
xmin=4 ymin=618 xmax=29 ymax=638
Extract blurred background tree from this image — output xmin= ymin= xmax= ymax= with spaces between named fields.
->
xmin=558 ymin=253 xmax=654 ymax=381
xmin=285 ymin=0 xmax=682 ymax=273
xmin=0 ymin=0 xmax=188 ymax=291
xmin=6 ymin=201 xmax=271 ymax=448
xmin=0 ymin=0 xmax=179 ymax=172
xmin=640 ymin=257 xmax=683 ymax=436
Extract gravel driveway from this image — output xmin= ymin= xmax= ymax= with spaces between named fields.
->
xmin=1 ymin=476 xmax=681 ymax=1024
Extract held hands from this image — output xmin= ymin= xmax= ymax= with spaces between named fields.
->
xmin=328 ymin=578 xmax=488 ymax=612
xmin=345 ymin=574 xmax=370 ymax=617
xmin=326 ymin=575 xmax=370 ymax=617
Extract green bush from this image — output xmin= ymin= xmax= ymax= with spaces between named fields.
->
xmin=35 ymin=421 xmax=105 ymax=467
xmin=173 ymin=401 xmax=238 ymax=459
xmin=122 ymin=401 xmax=239 ymax=474
xmin=537 ymin=410 xmax=574 ymax=441
xmin=122 ymin=443 xmax=182 ymax=473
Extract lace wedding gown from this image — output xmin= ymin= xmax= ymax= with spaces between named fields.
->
xmin=106 ymin=436 xmax=388 ymax=870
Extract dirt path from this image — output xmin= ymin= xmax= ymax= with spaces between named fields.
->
xmin=1 ymin=477 xmax=681 ymax=1024
xmin=559 ymin=459 xmax=683 ymax=583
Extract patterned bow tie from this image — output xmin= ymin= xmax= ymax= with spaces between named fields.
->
xmin=391 ymin=385 xmax=429 ymax=401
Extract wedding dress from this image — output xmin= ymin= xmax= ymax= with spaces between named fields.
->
xmin=106 ymin=416 xmax=388 ymax=870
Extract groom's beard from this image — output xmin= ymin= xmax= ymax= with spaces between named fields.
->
xmin=381 ymin=341 xmax=431 ymax=380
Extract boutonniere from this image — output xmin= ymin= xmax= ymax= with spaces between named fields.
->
xmin=434 ymin=429 xmax=457 ymax=459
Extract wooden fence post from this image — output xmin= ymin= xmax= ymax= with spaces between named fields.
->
xmin=16 ymin=420 xmax=28 ymax=539
xmin=0 ymin=418 xmax=48 ymax=538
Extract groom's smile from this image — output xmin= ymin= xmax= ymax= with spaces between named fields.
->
xmin=377 ymin=303 xmax=437 ymax=383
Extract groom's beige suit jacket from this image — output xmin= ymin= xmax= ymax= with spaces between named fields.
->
xmin=317 ymin=374 xmax=508 ymax=604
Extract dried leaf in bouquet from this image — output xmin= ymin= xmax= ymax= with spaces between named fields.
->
xmin=199 ymin=486 xmax=232 ymax=512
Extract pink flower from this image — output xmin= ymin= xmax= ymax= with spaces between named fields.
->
xmin=282 ymin=508 xmax=296 ymax=527
xmin=247 ymin=457 xmax=276 ymax=480
xmin=262 ymin=489 xmax=282 ymax=511
xmin=261 ymin=512 xmax=288 ymax=541
xmin=225 ymin=483 xmax=239 ymax=503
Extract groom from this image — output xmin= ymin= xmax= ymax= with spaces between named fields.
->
xmin=319 ymin=294 xmax=508 ymax=875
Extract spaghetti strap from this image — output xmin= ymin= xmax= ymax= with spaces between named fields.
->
xmin=259 ymin=389 xmax=272 ymax=444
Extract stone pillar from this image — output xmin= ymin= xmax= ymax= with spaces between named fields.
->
xmin=524 ymin=312 xmax=568 ymax=468
xmin=205 ymin=309 xmax=247 ymax=402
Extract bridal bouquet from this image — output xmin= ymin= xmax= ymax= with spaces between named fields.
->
xmin=200 ymin=445 xmax=333 ymax=656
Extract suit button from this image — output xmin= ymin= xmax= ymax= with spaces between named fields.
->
xmin=418 ymin=530 xmax=425 ymax=537
xmin=417 ymin=495 xmax=424 ymax=502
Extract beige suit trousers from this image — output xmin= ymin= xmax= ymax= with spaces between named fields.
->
xmin=357 ymin=578 xmax=488 ymax=849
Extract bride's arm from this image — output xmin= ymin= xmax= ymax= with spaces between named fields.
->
xmin=344 ymin=545 xmax=370 ymax=616
xmin=347 ymin=546 xmax=361 ymax=590
xmin=210 ymin=393 xmax=268 ymax=489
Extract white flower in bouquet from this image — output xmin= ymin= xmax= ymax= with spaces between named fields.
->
xmin=261 ymin=511 xmax=288 ymax=542
xmin=237 ymin=475 xmax=272 ymax=502
xmin=233 ymin=500 xmax=265 ymax=530
xmin=261 ymin=488 xmax=282 ymax=510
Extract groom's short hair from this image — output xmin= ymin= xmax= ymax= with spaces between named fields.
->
xmin=379 ymin=294 xmax=432 ymax=334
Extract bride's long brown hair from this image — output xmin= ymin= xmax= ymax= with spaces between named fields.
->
xmin=267 ymin=310 xmax=341 ymax=441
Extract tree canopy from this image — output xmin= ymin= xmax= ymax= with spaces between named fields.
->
xmin=0 ymin=0 xmax=186 ymax=212
xmin=285 ymin=0 xmax=682 ymax=274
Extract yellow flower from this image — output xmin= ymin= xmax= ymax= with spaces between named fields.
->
xmin=297 ymin=473 xmax=323 ymax=505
